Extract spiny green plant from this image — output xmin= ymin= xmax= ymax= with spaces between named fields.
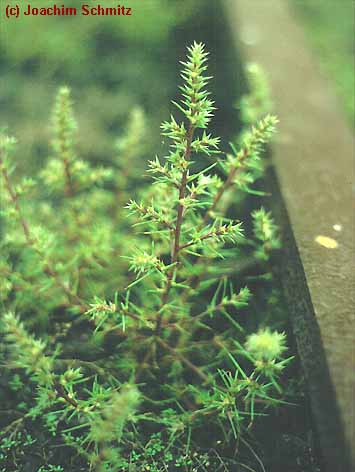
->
xmin=0 ymin=43 xmax=291 ymax=471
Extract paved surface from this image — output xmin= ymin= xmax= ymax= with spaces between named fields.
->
xmin=223 ymin=1 xmax=354 ymax=471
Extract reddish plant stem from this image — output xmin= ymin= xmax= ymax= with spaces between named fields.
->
xmin=63 ymin=157 xmax=74 ymax=198
xmin=178 ymin=148 xmax=251 ymax=299
xmin=1 ymin=159 xmax=32 ymax=242
xmin=155 ymin=124 xmax=195 ymax=335
xmin=156 ymin=336 xmax=209 ymax=383
xmin=0 ymin=156 xmax=86 ymax=310
xmin=172 ymin=125 xmax=194 ymax=260
xmin=54 ymin=381 xmax=79 ymax=408
xmin=202 ymin=147 xmax=249 ymax=225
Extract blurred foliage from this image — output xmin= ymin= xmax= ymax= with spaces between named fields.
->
xmin=290 ymin=0 xmax=354 ymax=122
xmin=0 ymin=0 xmax=201 ymax=169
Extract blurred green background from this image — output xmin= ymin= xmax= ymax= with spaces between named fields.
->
xmin=0 ymin=0 xmax=353 ymax=174
xmin=290 ymin=0 xmax=354 ymax=123
xmin=0 ymin=0 xmax=197 ymax=169
xmin=0 ymin=0 xmax=240 ymax=174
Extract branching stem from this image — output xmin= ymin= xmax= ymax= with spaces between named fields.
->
xmin=155 ymin=123 xmax=195 ymax=336
xmin=203 ymin=147 xmax=248 ymax=224
xmin=0 ymin=153 xmax=85 ymax=310
xmin=156 ymin=336 xmax=209 ymax=383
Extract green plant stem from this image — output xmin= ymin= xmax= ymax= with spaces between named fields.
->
xmin=177 ymin=226 xmax=228 ymax=252
xmin=56 ymin=359 xmax=108 ymax=378
xmin=0 ymin=416 xmax=28 ymax=438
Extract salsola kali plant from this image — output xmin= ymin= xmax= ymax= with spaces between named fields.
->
xmin=0 ymin=43 xmax=291 ymax=471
